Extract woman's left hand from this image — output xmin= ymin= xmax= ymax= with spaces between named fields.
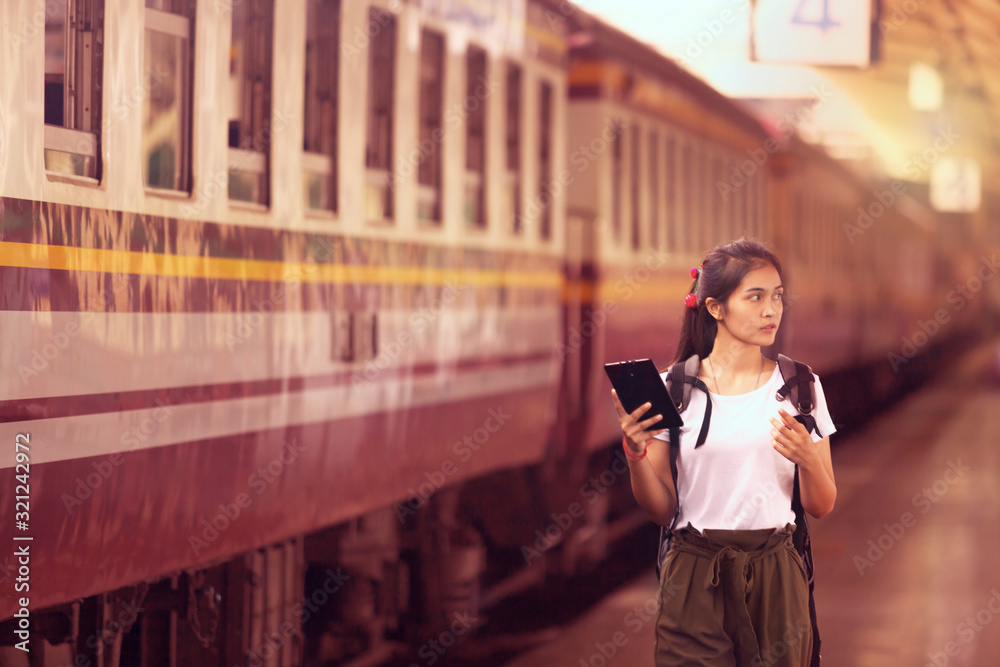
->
xmin=770 ymin=408 xmax=819 ymax=468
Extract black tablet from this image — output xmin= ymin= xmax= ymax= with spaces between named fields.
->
xmin=604 ymin=358 xmax=684 ymax=431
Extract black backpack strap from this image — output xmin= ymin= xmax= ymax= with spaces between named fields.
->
xmin=792 ymin=467 xmax=822 ymax=667
xmin=657 ymin=355 xmax=713 ymax=576
xmin=776 ymin=354 xmax=821 ymax=437
xmin=659 ymin=360 xmax=687 ymax=576
xmin=656 ymin=431 xmax=681 ymax=577
xmin=776 ymin=354 xmax=823 ymax=667
xmin=681 ymin=355 xmax=700 ymax=405
xmin=665 ymin=360 xmax=685 ymax=514
xmin=656 ymin=426 xmax=682 ymax=577
xmin=668 ymin=355 xmax=712 ymax=448
xmin=668 ymin=361 xmax=686 ymax=408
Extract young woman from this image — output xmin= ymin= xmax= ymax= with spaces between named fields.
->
xmin=611 ymin=239 xmax=837 ymax=667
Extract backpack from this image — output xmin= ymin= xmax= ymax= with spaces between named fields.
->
xmin=656 ymin=354 xmax=823 ymax=667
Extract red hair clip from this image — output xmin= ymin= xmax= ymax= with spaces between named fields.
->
xmin=684 ymin=265 xmax=702 ymax=309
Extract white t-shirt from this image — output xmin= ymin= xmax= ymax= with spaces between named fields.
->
xmin=652 ymin=363 xmax=837 ymax=531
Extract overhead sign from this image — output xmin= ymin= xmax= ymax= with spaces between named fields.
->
xmin=754 ymin=0 xmax=872 ymax=67
xmin=930 ymin=158 xmax=981 ymax=213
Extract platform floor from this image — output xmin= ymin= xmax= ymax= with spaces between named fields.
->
xmin=506 ymin=341 xmax=1000 ymax=666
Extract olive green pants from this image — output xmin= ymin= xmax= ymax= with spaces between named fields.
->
xmin=655 ymin=524 xmax=812 ymax=667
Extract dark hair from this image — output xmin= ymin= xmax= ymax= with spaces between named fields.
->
xmin=672 ymin=238 xmax=784 ymax=364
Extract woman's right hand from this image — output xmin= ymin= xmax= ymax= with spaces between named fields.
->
xmin=611 ymin=389 xmax=668 ymax=456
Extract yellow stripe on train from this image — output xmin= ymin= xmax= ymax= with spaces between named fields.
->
xmin=0 ymin=241 xmax=696 ymax=304
xmin=0 ymin=241 xmax=562 ymax=289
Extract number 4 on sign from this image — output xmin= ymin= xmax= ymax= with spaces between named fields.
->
xmin=792 ymin=0 xmax=841 ymax=31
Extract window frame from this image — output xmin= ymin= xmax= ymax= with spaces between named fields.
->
xmin=681 ymin=143 xmax=695 ymax=253
xmin=506 ymin=61 xmax=523 ymax=234
xmin=227 ymin=0 xmax=275 ymax=207
xmin=418 ymin=28 xmax=445 ymax=225
xmin=665 ymin=135 xmax=677 ymax=252
xmin=465 ymin=44 xmax=488 ymax=230
xmin=44 ymin=0 xmax=105 ymax=182
xmin=611 ymin=119 xmax=624 ymax=245
xmin=648 ymin=129 xmax=660 ymax=249
xmin=364 ymin=7 xmax=397 ymax=223
xmin=629 ymin=122 xmax=641 ymax=252
xmin=142 ymin=2 xmax=194 ymax=194
xmin=302 ymin=0 xmax=341 ymax=215
xmin=537 ymin=78 xmax=554 ymax=241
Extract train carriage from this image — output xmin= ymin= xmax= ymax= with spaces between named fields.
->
xmin=1 ymin=0 xmax=572 ymax=663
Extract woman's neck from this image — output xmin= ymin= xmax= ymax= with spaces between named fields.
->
xmin=707 ymin=334 xmax=763 ymax=376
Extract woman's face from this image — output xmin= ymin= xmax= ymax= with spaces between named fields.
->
xmin=714 ymin=263 xmax=784 ymax=346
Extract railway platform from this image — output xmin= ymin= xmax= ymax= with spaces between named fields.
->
xmin=505 ymin=338 xmax=1000 ymax=667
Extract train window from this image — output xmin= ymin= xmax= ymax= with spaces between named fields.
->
xmin=792 ymin=192 xmax=804 ymax=259
xmin=989 ymin=196 xmax=1000 ymax=245
xmin=418 ymin=29 xmax=445 ymax=224
xmin=741 ymin=171 xmax=751 ymax=238
xmin=682 ymin=144 xmax=696 ymax=253
xmin=538 ymin=79 xmax=554 ymax=240
xmin=649 ymin=131 xmax=659 ymax=248
xmin=143 ymin=0 xmax=194 ymax=192
xmin=795 ymin=192 xmax=804 ymax=259
xmin=759 ymin=174 xmax=769 ymax=239
xmin=44 ymin=0 xmax=104 ymax=180
xmin=805 ymin=195 xmax=814 ymax=264
xmin=701 ymin=151 xmax=713 ymax=250
xmin=732 ymin=160 xmax=741 ymax=239
xmin=665 ymin=137 xmax=676 ymax=252
xmin=826 ymin=227 xmax=832 ymax=274
xmin=829 ymin=206 xmax=836 ymax=271
xmin=506 ymin=63 xmax=522 ymax=233
xmin=611 ymin=120 xmax=624 ymax=244
xmin=826 ymin=206 xmax=835 ymax=273
xmin=227 ymin=0 xmax=275 ymax=206
xmin=365 ymin=8 xmax=396 ymax=222
xmin=630 ymin=124 xmax=641 ymax=251
xmin=815 ymin=198 xmax=822 ymax=265
xmin=832 ymin=206 xmax=847 ymax=271
xmin=303 ymin=0 xmax=340 ymax=213
xmin=806 ymin=193 xmax=814 ymax=258
xmin=819 ymin=207 xmax=826 ymax=272
xmin=727 ymin=156 xmax=740 ymax=240
xmin=466 ymin=46 xmax=487 ymax=229
xmin=819 ymin=203 xmax=827 ymax=272
xmin=710 ymin=155 xmax=723 ymax=243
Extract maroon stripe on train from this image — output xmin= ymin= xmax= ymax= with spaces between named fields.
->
xmin=1 ymin=350 xmax=555 ymax=422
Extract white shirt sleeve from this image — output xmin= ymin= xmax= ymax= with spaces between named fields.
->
xmin=652 ymin=371 xmax=672 ymax=442
xmin=809 ymin=374 xmax=837 ymax=442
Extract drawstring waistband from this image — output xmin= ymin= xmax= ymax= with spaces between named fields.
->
xmin=670 ymin=524 xmax=798 ymax=665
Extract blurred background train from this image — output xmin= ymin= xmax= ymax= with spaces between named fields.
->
xmin=1 ymin=0 xmax=997 ymax=665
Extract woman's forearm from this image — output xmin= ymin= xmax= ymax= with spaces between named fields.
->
xmin=799 ymin=458 xmax=836 ymax=519
xmin=627 ymin=450 xmax=677 ymax=526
